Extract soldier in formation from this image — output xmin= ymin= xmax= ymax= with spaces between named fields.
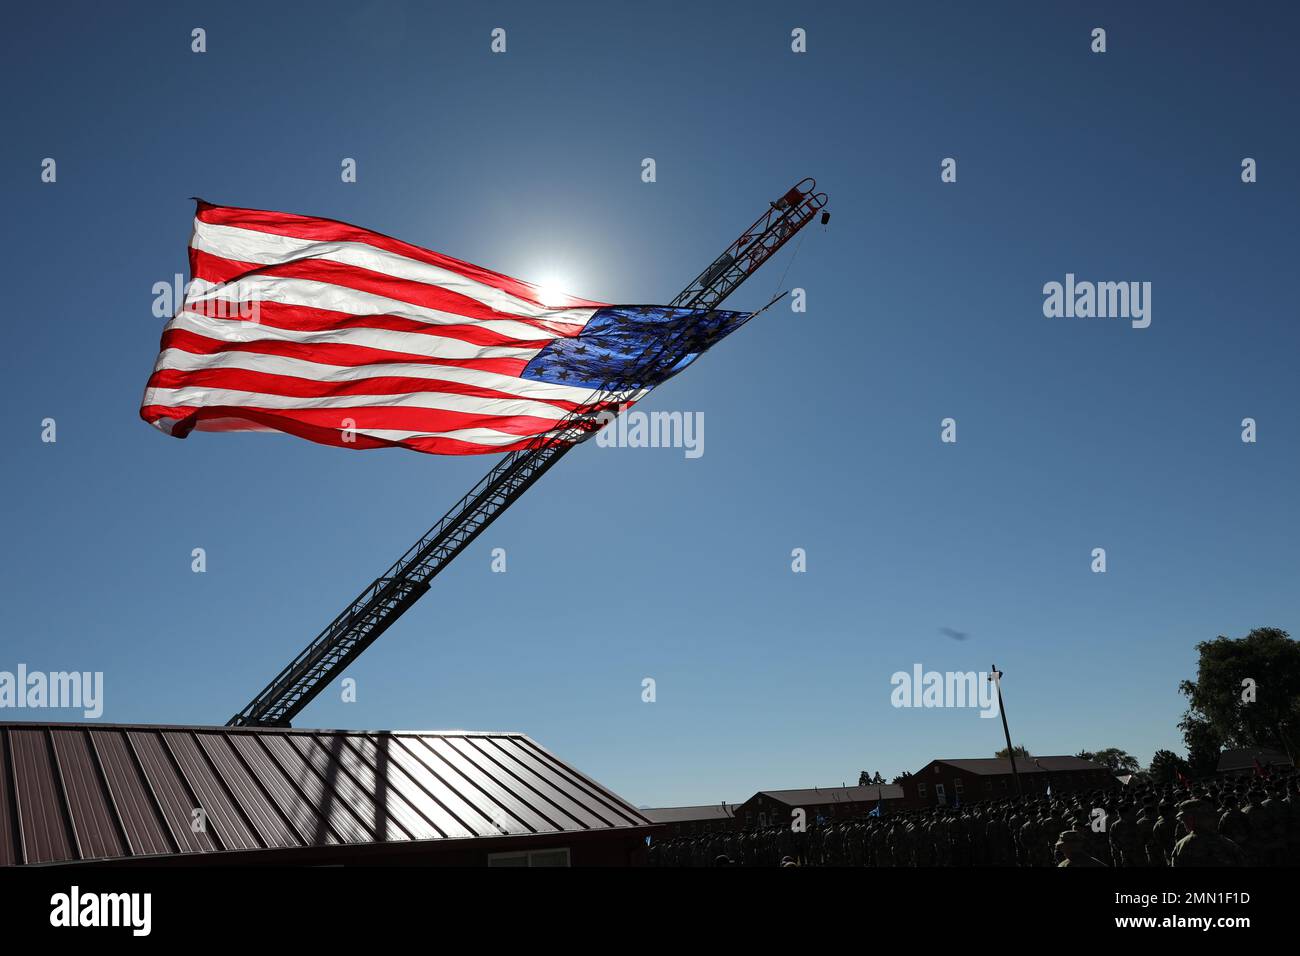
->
xmin=647 ymin=769 xmax=1299 ymax=867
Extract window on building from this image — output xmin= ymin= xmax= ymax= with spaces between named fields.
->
xmin=953 ymin=779 xmax=964 ymax=797
xmin=984 ymin=780 xmax=993 ymax=792
xmin=918 ymin=783 xmax=928 ymax=799
xmin=488 ymin=848 xmax=571 ymax=867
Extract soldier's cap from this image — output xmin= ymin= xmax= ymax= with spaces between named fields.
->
xmin=1055 ymin=829 xmax=1088 ymax=846
xmin=1176 ymin=798 xmax=1212 ymax=819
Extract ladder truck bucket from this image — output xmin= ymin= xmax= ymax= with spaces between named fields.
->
xmin=776 ymin=185 xmax=806 ymax=209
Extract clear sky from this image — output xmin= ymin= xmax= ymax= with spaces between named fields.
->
xmin=3 ymin=2 xmax=1297 ymax=808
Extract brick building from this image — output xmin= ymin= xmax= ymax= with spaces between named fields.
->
xmin=733 ymin=785 xmax=904 ymax=829
xmin=1216 ymin=747 xmax=1294 ymax=778
xmin=899 ymin=755 xmax=1115 ymax=808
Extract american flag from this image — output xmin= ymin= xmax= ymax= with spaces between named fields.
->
xmin=140 ymin=202 xmax=752 ymax=454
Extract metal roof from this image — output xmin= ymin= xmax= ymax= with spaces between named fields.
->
xmin=931 ymin=756 xmax=1107 ymax=775
xmin=754 ymin=785 xmax=904 ymax=805
xmin=0 ymin=722 xmax=652 ymax=866
xmin=641 ymin=804 xmax=736 ymax=824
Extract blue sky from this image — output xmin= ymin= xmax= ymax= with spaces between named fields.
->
xmin=3 ymin=1 xmax=1297 ymax=808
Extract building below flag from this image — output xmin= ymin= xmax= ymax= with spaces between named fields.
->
xmin=0 ymin=722 xmax=655 ymax=866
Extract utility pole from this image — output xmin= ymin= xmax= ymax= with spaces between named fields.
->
xmin=989 ymin=664 xmax=1023 ymax=798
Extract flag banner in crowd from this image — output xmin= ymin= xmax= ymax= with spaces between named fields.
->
xmin=140 ymin=202 xmax=753 ymax=455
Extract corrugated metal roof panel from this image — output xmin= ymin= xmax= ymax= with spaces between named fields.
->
xmin=194 ymin=732 xmax=300 ymax=850
xmin=89 ymin=730 xmax=175 ymax=858
xmin=10 ymin=728 xmax=74 ymax=864
xmin=336 ymin=734 xmax=443 ymax=841
xmin=419 ymin=736 xmax=533 ymax=836
xmin=224 ymin=733 xmax=340 ymax=846
xmin=485 ymin=735 xmax=645 ymax=828
xmin=455 ymin=736 xmax=601 ymax=830
xmin=163 ymin=731 xmax=261 ymax=852
xmin=381 ymin=735 xmax=494 ymax=838
xmin=128 ymin=731 xmax=220 ymax=854
xmin=0 ymin=722 xmax=653 ymax=866
xmin=258 ymin=734 xmax=373 ymax=844
xmin=0 ymin=730 xmax=21 ymax=866
xmin=523 ymin=735 xmax=649 ymax=825
xmin=49 ymin=729 xmax=125 ymax=862
xmin=642 ymin=804 xmax=736 ymax=824
xmin=418 ymin=736 xmax=561 ymax=834
xmin=288 ymin=734 xmax=411 ymax=842
xmin=757 ymin=785 xmax=904 ymax=804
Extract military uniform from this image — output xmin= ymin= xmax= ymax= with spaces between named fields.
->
xmin=1150 ymin=802 xmax=1179 ymax=866
xmin=1134 ymin=800 xmax=1156 ymax=866
xmin=1257 ymin=788 xmax=1286 ymax=865
xmin=1109 ymin=804 xmax=1145 ymax=866
xmin=1170 ymin=799 xmax=1246 ymax=867
xmin=1056 ymin=830 xmax=1107 ymax=867
xmin=1218 ymin=798 xmax=1251 ymax=860
xmin=1019 ymin=816 xmax=1047 ymax=867
xmin=987 ymin=812 xmax=1014 ymax=866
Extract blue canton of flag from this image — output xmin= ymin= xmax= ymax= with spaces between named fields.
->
xmin=520 ymin=305 xmax=752 ymax=390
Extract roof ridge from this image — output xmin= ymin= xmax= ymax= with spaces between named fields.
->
xmin=0 ymin=721 xmax=527 ymax=735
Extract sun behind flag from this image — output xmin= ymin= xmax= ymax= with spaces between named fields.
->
xmin=140 ymin=201 xmax=753 ymax=455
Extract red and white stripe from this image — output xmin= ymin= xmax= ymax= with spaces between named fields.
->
xmin=140 ymin=202 xmax=632 ymax=454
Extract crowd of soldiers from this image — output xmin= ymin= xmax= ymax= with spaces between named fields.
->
xmin=646 ymin=772 xmax=1299 ymax=867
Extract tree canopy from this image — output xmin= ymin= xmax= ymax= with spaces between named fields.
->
xmin=1076 ymin=748 xmax=1141 ymax=773
xmin=1179 ymin=626 xmax=1300 ymax=768
xmin=1148 ymin=749 xmax=1190 ymax=785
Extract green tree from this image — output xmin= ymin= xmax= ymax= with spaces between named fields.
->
xmin=995 ymin=745 xmax=1032 ymax=760
xmin=1178 ymin=626 xmax=1300 ymax=766
xmin=1177 ymin=715 xmax=1222 ymax=778
xmin=858 ymin=771 xmax=870 ymax=786
xmin=1076 ymin=748 xmax=1141 ymax=773
xmin=1148 ymin=749 xmax=1190 ymax=785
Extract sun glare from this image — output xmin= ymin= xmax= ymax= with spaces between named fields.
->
xmin=532 ymin=274 xmax=575 ymax=308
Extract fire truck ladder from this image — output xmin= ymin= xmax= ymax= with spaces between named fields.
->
xmin=227 ymin=179 xmax=828 ymax=727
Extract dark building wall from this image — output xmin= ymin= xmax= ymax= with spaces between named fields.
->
xmin=901 ymin=762 xmax=1116 ymax=808
xmin=733 ymin=794 xmax=899 ymax=830
xmin=650 ymin=816 xmax=735 ymax=839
